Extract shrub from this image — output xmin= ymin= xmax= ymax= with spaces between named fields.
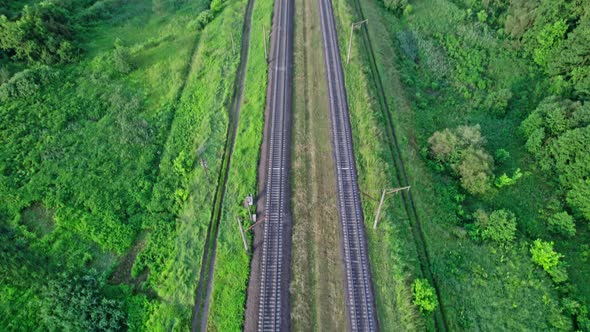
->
xmin=194 ymin=10 xmax=214 ymax=30
xmin=547 ymin=211 xmax=576 ymax=237
xmin=210 ymin=0 xmax=224 ymax=13
xmin=112 ymin=39 xmax=134 ymax=74
xmin=474 ymin=209 xmax=517 ymax=244
xmin=494 ymin=168 xmax=522 ymax=188
xmin=530 ymin=239 xmax=568 ymax=283
xmin=411 ymin=278 xmax=438 ymax=314
xmin=494 ymin=148 xmax=510 ymax=164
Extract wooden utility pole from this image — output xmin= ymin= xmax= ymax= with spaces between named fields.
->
xmin=237 ymin=217 xmax=249 ymax=253
xmin=200 ymin=158 xmax=209 ymax=178
xmin=347 ymin=19 xmax=368 ymax=65
xmin=373 ymin=186 xmax=411 ymax=229
xmin=262 ymin=24 xmax=268 ymax=61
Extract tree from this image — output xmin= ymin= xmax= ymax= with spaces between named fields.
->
xmin=547 ymin=15 xmax=590 ymax=98
xmin=567 ymin=179 xmax=590 ymax=222
xmin=474 ymin=209 xmax=517 ymax=244
xmin=428 ymin=128 xmax=459 ymax=162
xmin=547 ymin=211 xmax=576 ymax=237
xmin=530 ymin=239 xmax=568 ymax=283
xmin=455 ymin=147 xmax=494 ymax=195
xmin=411 ymin=278 xmax=438 ymax=314
xmin=428 ymin=125 xmax=494 ymax=195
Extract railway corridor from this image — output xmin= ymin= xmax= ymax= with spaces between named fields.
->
xmin=317 ymin=0 xmax=378 ymax=330
xmin=245 ymin=0 xmax=293 ymax=329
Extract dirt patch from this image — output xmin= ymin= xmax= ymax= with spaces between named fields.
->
xmin=109 ymin=231 xmax=147 ymax=287
xmin=20 ymin=203 xmax=54 ymax=237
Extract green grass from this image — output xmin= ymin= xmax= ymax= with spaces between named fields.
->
xmin=206 ymin=0 xmax=273 ymax=329
xmin=130 ymin=1 xmax=251 ymax=329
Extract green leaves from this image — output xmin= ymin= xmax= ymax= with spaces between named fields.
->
xmin=428 ymin=125 xmax=495 ymax=195
xmin=530 ymin=239 xmax=568 ymax=283
xmin=473 ymin=209 xmax=517 ymax=244
xmin=411 ymin=278 xmax=439 ymax=314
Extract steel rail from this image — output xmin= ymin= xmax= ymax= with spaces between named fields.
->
xmin=317 ymin=0 xmax=378 ymax=330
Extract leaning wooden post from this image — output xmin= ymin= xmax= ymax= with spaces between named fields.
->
xmin=373 ymin=189 xmax=387 ymax=229
xmin=237 ymin=217 xmax=249 ymax=253
xmin=346 ymin=22 xmax=354 ymax=65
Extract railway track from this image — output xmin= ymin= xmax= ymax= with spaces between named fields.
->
xmin=255 ymin=0 xmax=293 ymax=329
xmin=317 ymin=0 xmax=378 ymax=330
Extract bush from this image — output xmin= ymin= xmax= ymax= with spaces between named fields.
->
xmin=494 ymin=148 xmax=510 ymax=164
xmin=411 ymin=278 xmax=438 ymax=314
xmin=494 ymin=168 xmax=522 ymax=188
xmin=210 ymin=0 xmax=224 ymax=13
xmin=474 ymin=209 xmax=517 ymax=244
xmin=547 ymin=211 xmax=576 ymax=237
xmin=530 ymin=239 xmax=568 ymax=283
xmin=194 ymin=10 xmax=214 ymax=30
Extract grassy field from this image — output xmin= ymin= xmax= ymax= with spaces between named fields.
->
xmin=289 ymin=0 xmax=347 ymax=328
xmin=129 ymin=0 xmax=252 ymax=329
xmin=340 ymin=0 xmax=587 ymax=329
xmin=1 ymin=0 xmax=216 ymax=329
xmin=205 ymin=0 xmax=273 ymax=329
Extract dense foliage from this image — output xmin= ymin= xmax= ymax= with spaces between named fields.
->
xmin=367 ymin=0 xmax=590 ymax=328
xmin=411 ymin=278 xmax=438 ymax=314
xmin=1 ymin=0 xmax=238 ymax=329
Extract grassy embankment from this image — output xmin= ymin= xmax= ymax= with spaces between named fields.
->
xmin=342 ymin=0 xmax=583 ymax=329
xmin=205 ymin=0 xmax=273 ymax=330
xmin=127 ymin=0 xmax=251 ymax=329
xmin=329 ymin=0 xmax=426 ymax=330
xmin=289 ymin=0 xmax=346 ymax=329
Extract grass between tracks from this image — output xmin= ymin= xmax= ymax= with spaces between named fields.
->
xmin=329 ymin=0 xmax=428 ymax=330
xmin=128 ymin=1 xmax=249 ymax=329
xmin=206 ymin=0 xmax=273 ymax=329
xmin=289 ymin=0 xmax=347 ymax=329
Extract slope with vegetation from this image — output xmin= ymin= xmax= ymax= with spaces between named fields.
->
xmin=347 ymin=0 xmax=590 ymax=329
xmin=0 ymin=0 xmax=246 ymax=329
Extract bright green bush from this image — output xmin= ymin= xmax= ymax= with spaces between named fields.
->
xmin=411 ymin=278 xmax=438 ymax=314
xmin=530 ymin=239 xmax=568 ymax=283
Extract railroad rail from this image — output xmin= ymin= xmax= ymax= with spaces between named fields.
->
xmin=317 ymin=0 xmax=378 ymax=330
xmin=257 ymin=0 xmax=293 ymax=329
